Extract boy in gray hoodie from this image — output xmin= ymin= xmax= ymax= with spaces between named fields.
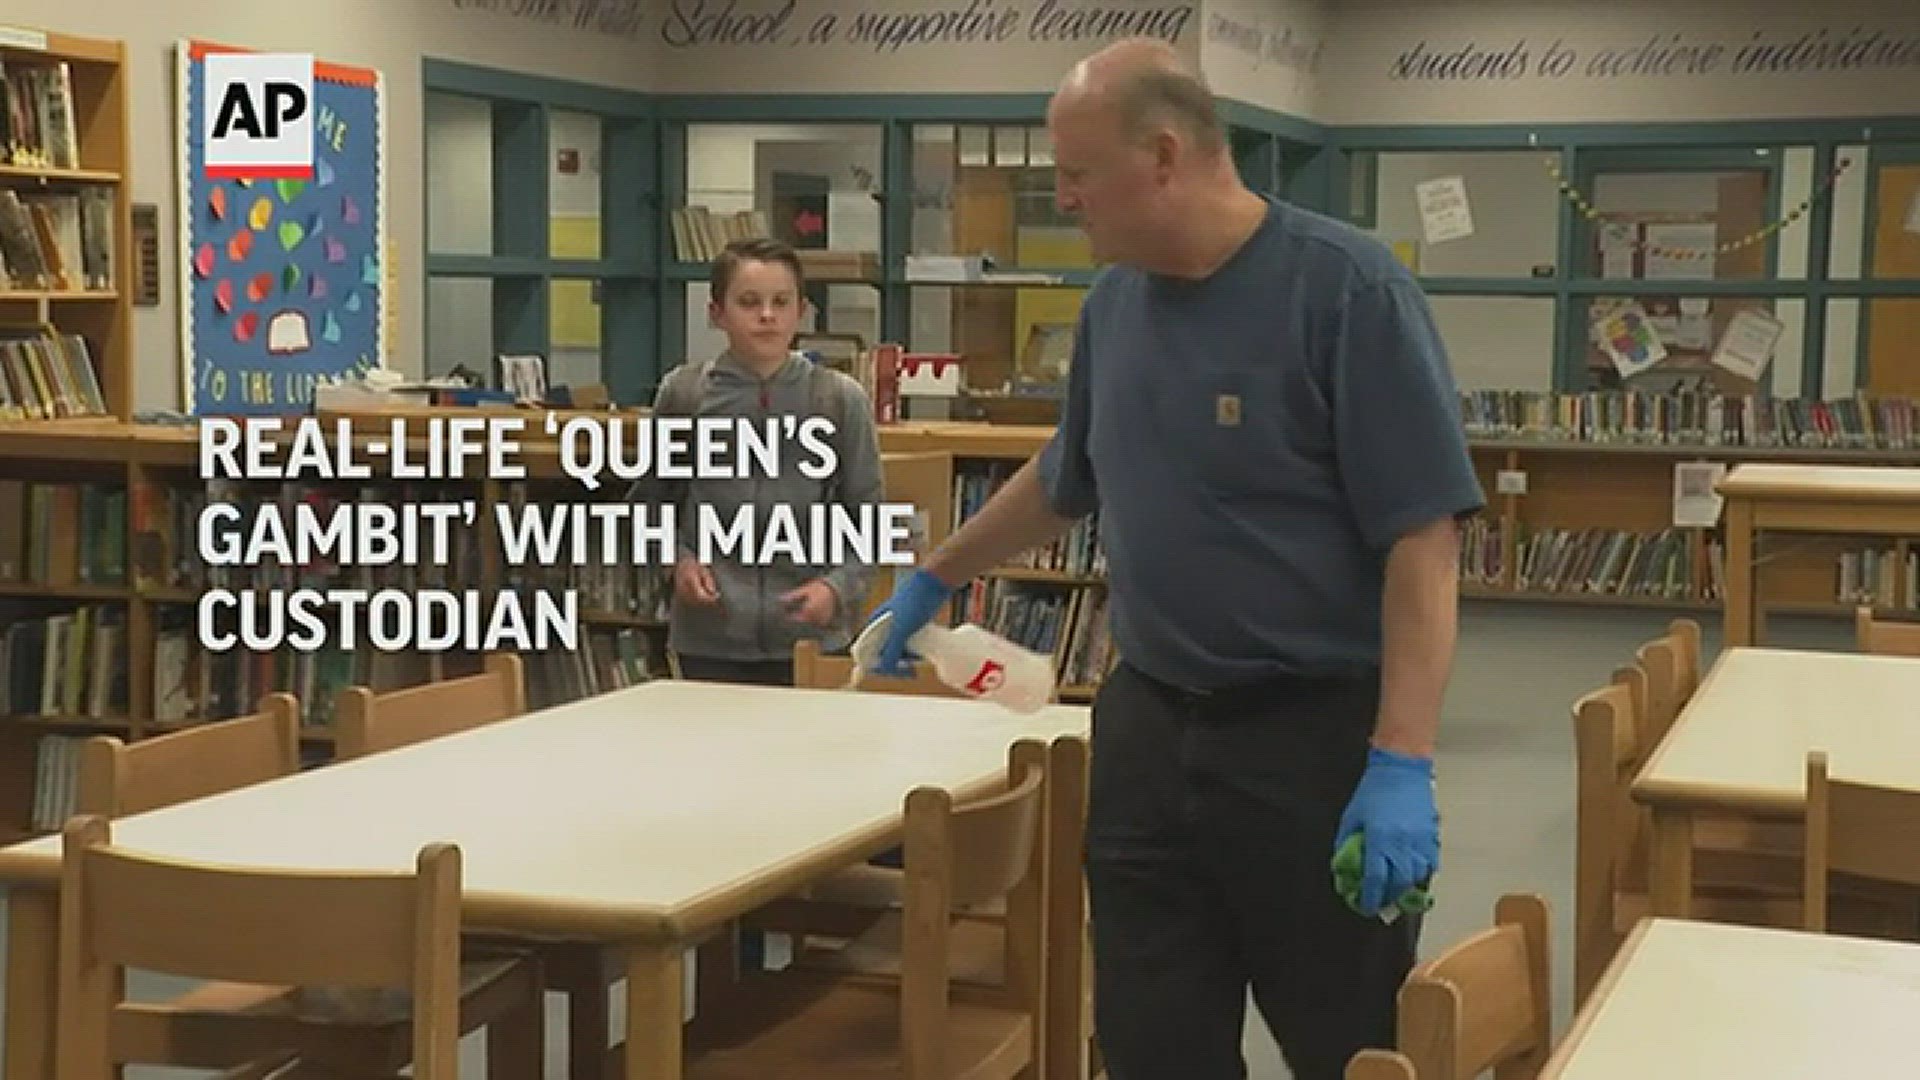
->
xmin=648 ymin=238 xmax=884 ymax=686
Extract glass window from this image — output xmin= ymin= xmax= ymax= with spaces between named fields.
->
xmin=1861 ymin=300 xmax=1920 ymax=397
xmin=424 ymin=92 xmax=495 ymax=257
xmin=1827 ymin=145 xmax=1920 ymax=281
xmin=677 ymin=123 xmax=881 ymax=266
xmin=549 ymin=110 xmax=602 ymax=261
xmin=910 ymin=123 xmax=1079 ymax=268
xmin=1428 ymin=297 xmax=1556 ymax=392
xmin=1824 ymin=297 xmax=1863 ymax=397
xmin=426 ymin=276 xmax=493 ymax=378
xmin=1579 ymin=295 xmax=1804 ymax=399
xmin=908 ymin=284 xmax=1083 ymax=394
xmin=549 ymin=278 xmax=601 ymax=389
xmin=1584 ymin=161 xmax=1776 ymax=281
xmin=1370 ymin=151 xmax=1560 ymax=279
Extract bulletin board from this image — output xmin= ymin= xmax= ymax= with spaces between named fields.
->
xmin=176 ymin=39 xmax=388 ymax=416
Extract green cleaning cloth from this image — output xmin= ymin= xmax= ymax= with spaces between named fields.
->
xmin=1332 ymin=831 xmax=1435 ymax=923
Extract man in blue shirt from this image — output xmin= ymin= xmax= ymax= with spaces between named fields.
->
xmin=865 ymin=38 xmax=1485 ymax=1080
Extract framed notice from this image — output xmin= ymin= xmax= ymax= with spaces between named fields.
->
xmin=176 ymin=39 xmax=387 ymax=416
xmin=1415 ymin=176 xmax=1474 ymax=245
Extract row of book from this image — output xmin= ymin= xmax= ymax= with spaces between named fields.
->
xmin=0 ymin=186 xmax=116 ymax=292
xmin=1460 ymin=389 xmax=1920 ymax=451
xmin=2 ymin=603 xmax=126 ymax=720
xmin=524 ymin=626 xmax=658 ymax=711
xmin=954 ymin=463 xmax=1109 ymax=578
xmin=0 ymin=58 xmax=79 ymax=171
xmin=948 ymin=577 xmax=1116 ymax=691
xmin=1836 ymin=548 xmax=1920 ymax=611
xmin=1464 ymin=524 xmax=1722 ymax=601
xmin=0 ymin=481 xmax=126 ymax=588
xmin=0 ymin=325 xmax=107 ymax=419
xmin=669 ymin=206 xmax=771 ymax=264
xmin=29 ymin=735 xmax=81 ymax=833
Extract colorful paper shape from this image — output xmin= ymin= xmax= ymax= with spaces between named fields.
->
xmin=344 ymin=290 xmax=363 ymax=313
xmin=276 ymin=179 xmax=307 ymax=204
xmin=209 ymin=187 xmax=227 ymax=222
xmin=342 ymin=195 xmax=360 ymax=225
xmin=361 ymin=254 xmax=380 ymax=286
xmin=317 ymin=158 xmax=336 ymax=188
xmin=282 ymin=264 xmax=301 ymax=293
xmin=247 ymin=272 xmax=274 ymax=303
xmin=308 ymin=274 xmax=329 ymax=300
xmin=325 ymin=236 xmax=346 ymax=263
xmin=214 ymin=278 xmax=235 ymax=313
xmin=194 ymin=243 xmax=216 ymax=278
xmin=249 ymin=197 xmax=273 ymax=231
xmin=268 ymin=310 xmax=311 ymax=354
xmin=308 ymin=212 xmax=324 ymax=237
xmin=279 ymin=220 xmax=306 ymax=251
xmin=234 ymin=311 xmax=260 ymax=342
xmin=227 ymin=231 xmax=253 ymax=262
xmin=321 ymin=311 xmax=342 ymax=344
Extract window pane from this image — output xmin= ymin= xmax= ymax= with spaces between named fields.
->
xmin=1371 ymin=151 xmax=1559 ymax=278
xmin=1862 ymin=299 xmax=1920 ymax=396
xmin=1587 ymin=165 xmax=1774 ymax=281
xmin=1579 ymin=295 xmax=1803 ymax=398
xmin=549 ymin=110 xmax=602 ymax=261
xmin=677 ymin=123 xmax=881 ymax=265
xmin=908 ymin=284 xmax=1083 ymax=394
xmin=425 ymin=92 xmax=495 ymax=257
xmin=427 ymin=276 xmax=493 ymax=378
xmin=1824 ymin=297 xmax=1862 ymax=397
xmin=1868 ymin=156 xmax=1920 ymax=281
xmin=910 ymin=123 xmax=1078 ymax=267
xmin=1828 ymin=145 xmax=1872 ymax=279
xmin=1429 ymin=297 xmax=1555 ymax=392
xmin=549 ymin=278 xmax=601 ymax=390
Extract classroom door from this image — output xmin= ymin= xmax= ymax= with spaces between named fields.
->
xmin=1865 ymin=162 xmax=1920 ymax=396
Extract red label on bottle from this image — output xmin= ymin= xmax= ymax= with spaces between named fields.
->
xmin=965 ymin=659 xmax=1006 ymax=695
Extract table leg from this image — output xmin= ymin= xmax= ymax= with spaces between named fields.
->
xmin=623 ymin=944 xmax=683 ymax=1080
xmin=1649 ymin=809 xmax=1695 ymax=918
xmin=4 ymin=889 xmax=56 ymax=1080
xmin=1724 ymin=500 xmax=1756 ymax=647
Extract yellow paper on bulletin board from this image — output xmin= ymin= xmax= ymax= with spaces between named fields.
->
xmin=1014 ymin=226 xmax=1092 ymax=384
xmin=550 ymin=216 xmax=602 ymax=347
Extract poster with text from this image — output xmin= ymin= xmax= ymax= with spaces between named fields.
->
xmin=176 ymin=40 xmax=387 ymax=416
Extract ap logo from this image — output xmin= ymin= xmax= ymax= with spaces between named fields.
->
xmin=205 ymin=51 xmax=313 ymax=180
xmin=965 ymin=659 xmax=1007 ymax=695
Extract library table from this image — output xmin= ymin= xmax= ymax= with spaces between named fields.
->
xmin=1718 ymin=462 xmax=1920 ymax=646
xmin=1538 ymin=917 xmax=1920 ymax=1079
xmin=0 ymin=680 xmax=1093 ymax=1080
xmin=1630 ymin=646 xmax=1920 ymax=917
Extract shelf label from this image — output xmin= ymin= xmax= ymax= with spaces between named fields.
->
xmin=0 ymin=26 xmax=48 ymax=50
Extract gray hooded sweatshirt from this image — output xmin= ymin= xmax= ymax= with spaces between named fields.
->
xmin=645 ymin=350 xmax=883 ymax=662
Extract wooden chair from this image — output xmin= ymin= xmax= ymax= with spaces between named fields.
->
xmin=54 ymin=816 xmax=539 ymax=1080
xmin=1803 ymin=750 xmax=1920 ymax=937
xmin=1395 ymin=893 xmax=1554 ymax=1080
xmin=1854 ymin=606 xmax=1920 ymax=657
xmin=1347 ymin=1050 xmax=1416 ymax=1080
xmin=76 ymin=693 xmax=301 ymax=818
xmin=69 ymin=692 xmax=543 ymax=1080
xmin=683 ymin=738 xmax=1056 ymax=1080
xmin=332 ymin=653 xmax=526 ymax=760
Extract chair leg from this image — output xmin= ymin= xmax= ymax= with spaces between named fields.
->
xmin=487 ymin=994 xmax=546 ymax=1080
xmin=568 ymin=987 xmax=611 ymax=1080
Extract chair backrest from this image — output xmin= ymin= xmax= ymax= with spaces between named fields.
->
xmin=897 ymin=737 xmax=1053 ymax=1080
xmin=1570 ymin=679 xmax=1643 ymax=1006
xmin=1397 ymin=893 xmax=1553 ymax=1080
xmin=1854 ymin=606 xmax=1920 ymax=656
xmin=76 ymin=693 xmax=301 ymax=818
xmin=1803 ymin=749 xmax=1920 ymax=931
xmin=333 ymin=654 xmax=526 ymax=760
xmin=55 ymin=815 xmax=464 ymax=1080
xmin=1666 ymin=618 xmax=1703 ymax=699
xmin=1347 ymin=1050 xmax=1417 ymax=1080
xmin=1633 ymin=636 xmax=1685 ymax=754
xmin=792 ymin=638 xmax=963 ymax=698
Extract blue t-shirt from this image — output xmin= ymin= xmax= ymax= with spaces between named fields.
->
xmin=1038 ymin=196 xmax=1486 ymax=690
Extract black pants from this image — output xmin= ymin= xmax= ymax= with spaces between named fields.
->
xmin=1086 ymin=661 xmax=1419 ymax=1080
xmin=673 ymin=653 xmax=795 ymax=687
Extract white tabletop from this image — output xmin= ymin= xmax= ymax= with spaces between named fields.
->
xmin=0 ymin=680 xmax=1091 ymax=940
xmin=1633 ymin=647 xmax=1920 ymax=814
xmin=1545 ymin=918 xmax=1920 ymax=1079
xmin=1719 ymin=462 xmax=1920 ymax=501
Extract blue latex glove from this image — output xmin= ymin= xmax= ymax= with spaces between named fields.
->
xmin=1334 ymin=747 xmax=1439 ymax=916
xmin=864 ymin=568 xmax=956 ymax=677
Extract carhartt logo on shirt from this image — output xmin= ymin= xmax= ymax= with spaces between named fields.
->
xmin=1216 ymin=394 xmax=1242 ymax=426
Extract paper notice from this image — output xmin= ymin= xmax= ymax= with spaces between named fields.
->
xmin=1711 ymin=308 xmax=1786 ymax=382
xmin=1415 ymin=177 xmax=1475 ymax=244
xmin=1594 ymin=302 xmax=1667 ymax=379
xmin=1674 ymin=461 xmax=1728 ymax=527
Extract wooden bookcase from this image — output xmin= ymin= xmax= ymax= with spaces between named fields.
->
xmin=0 ymin=25 xmax=131 ymax=422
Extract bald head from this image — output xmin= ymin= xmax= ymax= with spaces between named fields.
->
xmin=1056 ymin=38 xmax=1225 ymax=157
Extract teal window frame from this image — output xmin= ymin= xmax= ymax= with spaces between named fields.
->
xmin=421 ymin=59 xmax=657 ymax=405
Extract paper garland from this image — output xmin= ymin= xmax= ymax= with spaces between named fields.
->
xmin=1545 ymin=155 xmax=1854 ymax=262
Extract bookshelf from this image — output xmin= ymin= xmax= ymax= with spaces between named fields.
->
xmin=0 ymin=25 xmax=130 ymax=423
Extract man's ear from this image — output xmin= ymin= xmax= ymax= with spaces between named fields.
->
xmin=706 ymin=299 xmax=723 ymax=328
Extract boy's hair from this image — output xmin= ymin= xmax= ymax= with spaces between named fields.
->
xmin=711 ymin=237 xmax=806 ymax=302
